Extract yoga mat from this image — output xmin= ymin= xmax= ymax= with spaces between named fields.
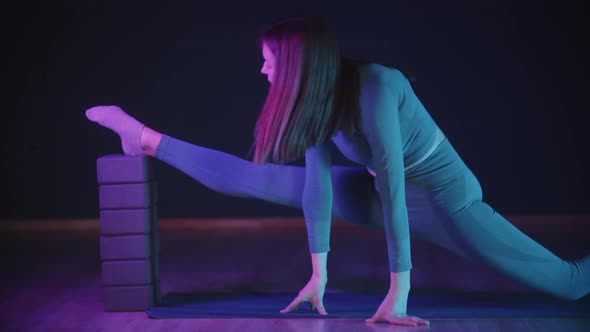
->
xmin=146 ymin=290 xmax=590 ymax=319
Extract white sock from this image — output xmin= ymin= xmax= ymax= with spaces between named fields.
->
xmin=85 ymin=105 xmax=145 ymax=155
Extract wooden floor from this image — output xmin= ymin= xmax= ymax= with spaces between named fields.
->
xmin=1 ymin=217 xmax=589 ymax=332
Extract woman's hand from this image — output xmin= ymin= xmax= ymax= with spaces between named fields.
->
xmin=366 ymin=271 xmax=430 ymax=326
xmin=280 ymin=275 xmax=328 ymax=315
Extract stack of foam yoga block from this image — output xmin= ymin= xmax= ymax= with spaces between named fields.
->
xmin=96 ymin=155 xmax=161 ymax=312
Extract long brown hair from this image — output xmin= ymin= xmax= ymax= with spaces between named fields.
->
xmin=250 ymin=16 xmax=363 ymax=164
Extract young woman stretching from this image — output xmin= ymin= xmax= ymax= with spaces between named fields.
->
xmin=86 ymin=15 xmax=589 ymax=327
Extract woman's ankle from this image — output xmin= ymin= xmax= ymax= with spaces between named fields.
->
xmin=140 ymin=127 xmax=163 ymax=157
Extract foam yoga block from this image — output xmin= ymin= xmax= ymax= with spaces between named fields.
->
xmin=96 ymin=155 xmax=161 ymax=311
xmin=102 ymin=260 xmax=153 ymax=285
xmin=97 ymin=155 xmax=154 ymax=184
xmin=100 ymin=208 xmax=153 ymax=235
xmin=98 ymin=182 xmax=158 ymax=210
xmin=104 ymin=285 xmax=155 ymax=311
xmin=100 ymin=235 xmax=152 ymax=260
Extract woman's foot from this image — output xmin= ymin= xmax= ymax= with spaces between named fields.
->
xmin=85 ymin=105 xmax=145 ymax=155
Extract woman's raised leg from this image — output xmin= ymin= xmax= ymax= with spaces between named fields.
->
xmin=85 ymin=106 xmax=385 ymax=226
xmin=152 ymin=133 xmax=387 ymax=227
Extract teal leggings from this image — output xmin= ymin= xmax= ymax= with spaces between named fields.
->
xmin=155 ymin=135 xmax=589 ymax=300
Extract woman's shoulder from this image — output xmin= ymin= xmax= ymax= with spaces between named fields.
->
xmin=358 ymin=63 xmax=408 ymax=86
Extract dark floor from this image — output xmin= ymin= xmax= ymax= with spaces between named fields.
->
xmin=1 ymin=217 xmax=589 ymax=332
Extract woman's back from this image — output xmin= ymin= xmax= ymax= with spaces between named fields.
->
xmin=332 ymin=63 xmax=442 ymax=172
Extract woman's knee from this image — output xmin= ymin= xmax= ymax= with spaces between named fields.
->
xmin=435 ymin=171 xmax=483 ymax=215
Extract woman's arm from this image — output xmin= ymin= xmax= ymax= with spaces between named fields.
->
xmin=360 ymin=66 xmax=429 ymax=327
xmin=302 ymin=141 xmax=334 ymax=259
xmin=281 ymin=142 xmax=332 ymax=315
xmin=360 ymin=66 xmax=412 ymax=273
xmin=312 ymin=252 xmax=328 ymax=279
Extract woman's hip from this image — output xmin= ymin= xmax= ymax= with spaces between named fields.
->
xmin=405 ymin=138 xmax=483 ymax=215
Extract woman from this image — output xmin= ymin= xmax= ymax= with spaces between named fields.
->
xmin=86 ymin=16 xmax=589 ymax=326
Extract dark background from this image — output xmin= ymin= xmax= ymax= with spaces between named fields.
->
xmin=3 ymin=0 xmax=589 ymax=220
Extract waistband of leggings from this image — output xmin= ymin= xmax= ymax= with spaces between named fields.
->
xmin=367 ymin=126 xmax=446 ymax=176
xmin=404 ymin=126 xmax=445 ymax=172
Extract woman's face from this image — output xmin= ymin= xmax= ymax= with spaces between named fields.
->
xmin=260 ymin=42 xmax=276 ymax=84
